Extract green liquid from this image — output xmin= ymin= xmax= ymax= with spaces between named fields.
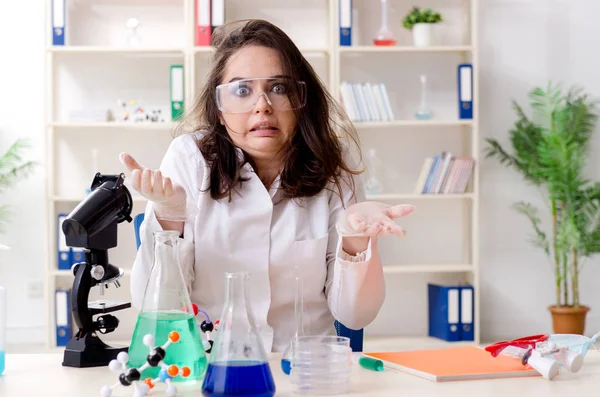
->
xmin=128 ymin=311 xmax=208 ymax=381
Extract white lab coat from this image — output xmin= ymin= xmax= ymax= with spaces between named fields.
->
xmin=130 ymin=131 xmax=385 ymax=352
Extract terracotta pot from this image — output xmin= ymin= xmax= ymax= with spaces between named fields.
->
xmin=548 ymin=305 xmax=590 ymax=334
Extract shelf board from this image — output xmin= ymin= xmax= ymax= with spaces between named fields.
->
xmin=50 ymin=122 xmax=176 ymax=130
xmin=353 ymin=120 xmax=473 ymax=128
xmin=366 ymin=193 xmax=474 ymax=200
xmin=339 ymin=45 xmax=473 ymax=54
xmin=383 ymin=264 xmax=474 ymax=274
xmin=51 ymin=269 xmax=132 ymax=277
xmin=193 ymin=46 xmax=329 ymax=55
xmin=363 ymin=335 xmax=479 ymax=351
xmin=48 ymin=46 xmax=185 ymax=56
xmin=51 ymin=195 xmax=147 ymax=203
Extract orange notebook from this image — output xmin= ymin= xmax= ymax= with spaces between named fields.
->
xmin=363 ymin=346 xmax=540 ymax=382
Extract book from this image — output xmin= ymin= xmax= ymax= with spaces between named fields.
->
xmin=362 ymin=346 xmax=539 ymax=382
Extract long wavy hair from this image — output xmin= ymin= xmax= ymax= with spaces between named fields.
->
xmin=177 ymin=19 xmax=363 ymax=203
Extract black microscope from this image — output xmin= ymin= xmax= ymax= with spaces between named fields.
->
xmin=61 ymin=172 xmax=134 ymax=368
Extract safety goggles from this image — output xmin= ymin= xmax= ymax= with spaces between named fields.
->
xmin=216 ymin=77 xmax=307 ymax=114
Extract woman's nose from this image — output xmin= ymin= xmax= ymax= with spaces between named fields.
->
xmin=253 ymin=93 xmax=273 ymax=114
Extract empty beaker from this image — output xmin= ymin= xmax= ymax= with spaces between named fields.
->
xmin=127 ymin=230 xmax=208 ymax=381
xmin=202 ymin=272 xmax=276 ymax=397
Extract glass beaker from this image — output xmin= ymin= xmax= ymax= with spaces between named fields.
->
xmin=415 ymin=74 xmax=433 ymax=120
xmin=202 ymin=272 xmax=276 ymax=397
xmin=127 ymin=231 xmax=208 ymax=381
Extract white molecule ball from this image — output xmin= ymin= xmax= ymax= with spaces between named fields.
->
xmin=100 ymin=386 xmax=112 ymax=397
xmin=108 ymin=359 xmax=122 ymax=373
xmin=143 ymin=334 xmax=155 ymax=347
xmin=117 ymin=351 xmax=129 ymax=363
xmin=166 ymin=384 xmax=177 ymax=397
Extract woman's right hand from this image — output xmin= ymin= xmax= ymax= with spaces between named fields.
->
xmin=119 ymin=152 xmax=187 ymax=221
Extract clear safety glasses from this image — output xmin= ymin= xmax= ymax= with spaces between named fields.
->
xmin=216 ymin=77 xmax=307 ymax=114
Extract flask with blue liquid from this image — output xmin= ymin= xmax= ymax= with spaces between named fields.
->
xmin=0 ymin=286 xmax=6 ymax=375
xmin=202 ymin=272 xmax=276 ymax=397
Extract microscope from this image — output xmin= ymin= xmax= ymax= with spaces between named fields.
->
xmin=61 ymin=172 xmax=134 ymax=368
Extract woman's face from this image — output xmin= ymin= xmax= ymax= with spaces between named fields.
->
xmin=218 ymin=45 xmax=299 ymax=162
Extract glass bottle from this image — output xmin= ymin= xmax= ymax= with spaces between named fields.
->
xmin=0 ymin=286 xmax=5 ymax=376
xmin=373 ymin=0 xmax=397 ymax=46
xmin=127 ymin=231 xmax=208 ymax=381
xmin=364 ymin=148 xmax=384 ymax=195
xmin=415 ymin=74 xmax=433 ymax=120
xmin=202 ymin=272 xmax=276 ymax=397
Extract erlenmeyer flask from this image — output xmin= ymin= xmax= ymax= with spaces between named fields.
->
xmin=127 ymin=231 xmax=208 ymax=381
xmin=373 ymin=0 xmax=397 ymax=46
xmin=202 ymin=272 xmax=276 ymax=397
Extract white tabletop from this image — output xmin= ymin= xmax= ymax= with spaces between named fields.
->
xmin=1 ymin=350 xmax=600 ymax=396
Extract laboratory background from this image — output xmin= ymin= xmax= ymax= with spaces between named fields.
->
xmin=1 ymin=0 xmax=600 ymax=394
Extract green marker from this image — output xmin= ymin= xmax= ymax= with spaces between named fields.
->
xmin=359 ymin=356 xmax=384 ymax=372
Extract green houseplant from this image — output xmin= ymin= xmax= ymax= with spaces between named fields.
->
xmin=402 ymin=6 xmax=442 ymax=47
xmin=0 ymin=138 xmax=37 ymax=235
xmin=484 ymin=82 xmax=600 ymax=335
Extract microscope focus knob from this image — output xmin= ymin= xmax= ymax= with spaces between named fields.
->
xmin=91 ymin=265 xmax=105 ymax=281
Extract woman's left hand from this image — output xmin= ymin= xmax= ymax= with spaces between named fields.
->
xmin=337 ymin=202 xmax=415 ymax=238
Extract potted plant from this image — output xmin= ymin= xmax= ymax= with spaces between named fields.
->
xmin=484 ymin=82 xmax=600 ymax=335
xmin=0 ymin=138 xmax=37 ymax=238
xmin=402 ymin=6 xmax=442 ymax=47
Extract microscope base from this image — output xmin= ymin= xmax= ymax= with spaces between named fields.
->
xmin=62 ymin=332 xmax=128 ymax=368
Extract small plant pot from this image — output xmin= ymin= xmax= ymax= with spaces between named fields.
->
xmin=412 ymin=23 xmax=434 ymax=47
xmin=548 ymin=305 xmax=590 ymax=334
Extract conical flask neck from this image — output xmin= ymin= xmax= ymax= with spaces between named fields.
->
xmin=224 ymin=272 xmax=250 ymax=309
xmin=140 ymin=231 xmax=194 ymax=314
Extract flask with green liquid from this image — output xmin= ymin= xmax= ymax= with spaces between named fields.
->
xmin=127 ymin=230 xmax=207 ymax=381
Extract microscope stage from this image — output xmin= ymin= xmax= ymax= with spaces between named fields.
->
xmin=88 ymin=300 xmax=131 ymax=315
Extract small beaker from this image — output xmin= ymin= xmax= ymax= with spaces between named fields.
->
xmin=127 ymin=231 xmax=208 ymax=381
xmin=202 ymin=272 xmax=276 ymax=397
xmin=290 ymin=336 xmax=352 ymax=395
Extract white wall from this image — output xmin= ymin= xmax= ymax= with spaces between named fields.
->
xmin=1 ymin=0 xmax=600 ymax=347
xmin=0 ymin=0 xmax=47 ymax=344
xmin=479 ymin=0 xmax=600 ymax=341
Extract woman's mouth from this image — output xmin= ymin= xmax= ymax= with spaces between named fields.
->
xmin=249 ymin=122 xmax=279 ymax=136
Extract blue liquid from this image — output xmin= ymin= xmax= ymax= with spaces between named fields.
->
xmin=0 ymin=350 xmax=4 ymax=375
xmin=281 ymin=358 xmax=291 ymax=375
xmin=202 ymin=361 xmax=276 ymax=397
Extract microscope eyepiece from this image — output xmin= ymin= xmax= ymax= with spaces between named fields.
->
xmin=62 ymin=173 xmax=133 ymax=250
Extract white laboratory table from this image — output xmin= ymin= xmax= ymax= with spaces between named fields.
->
xmin=1 ymin=350 xmax=600 ymax=396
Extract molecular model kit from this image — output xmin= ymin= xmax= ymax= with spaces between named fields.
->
xmin=101 ymin=331 xmax=190 ymax=397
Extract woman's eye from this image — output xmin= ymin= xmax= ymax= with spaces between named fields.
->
xmin=271 ymin=83 xmax=287 ymax=95
xmin=234 ymin=86 xmax=250 ymax=97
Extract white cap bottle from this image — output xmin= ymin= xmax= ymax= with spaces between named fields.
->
xmin=0 ymin=286 xmax=6 ymax=375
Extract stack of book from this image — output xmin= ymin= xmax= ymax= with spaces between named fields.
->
xmin=339 ymin=81 xmax=395 ymax=122
xmin=414 ymin=152 xmax=475 ymax=194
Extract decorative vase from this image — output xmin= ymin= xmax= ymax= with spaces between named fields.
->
xmin=548 ymin=305 xmax=590 ymax=335
xmin=412 ymin=23 xmax=433 ymax=47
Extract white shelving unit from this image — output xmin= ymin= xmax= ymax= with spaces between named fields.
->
xmin=44 ymin=0 xmax=479 ymax=349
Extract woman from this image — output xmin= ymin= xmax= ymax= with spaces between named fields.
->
xmin=121 ymin=19 xmax=414 ymax=352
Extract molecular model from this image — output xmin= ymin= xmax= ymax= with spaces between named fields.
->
xmin=101 ymin=331 xmax=190 ymax=397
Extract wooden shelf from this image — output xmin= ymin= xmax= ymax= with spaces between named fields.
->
xmin=50 ymin=122 xmax=176 ymax=130
xmin=339 ymin=45 xmax=473 ymax=54
xmin=383 ymin=264 xmax=474 ymax=274
xmin=353 ymin=120 xmax=473 ymax=128
xmin=48 ymin=46 xmax=185 ymax=56
xmin=367 ymin=193 xmax=474 ymax=201
xmin=50 ymin=195 xmax=147 ymax=203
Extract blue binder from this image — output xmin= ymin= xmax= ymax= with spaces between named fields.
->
xmin=52 ymin=0 xmax=66 ymax=46
xmin=339 ymin=0 xmax=352 ymax=46
xmin=458 ymin=63 xmax=473 ymax=119
xmin=57 ymin=213 xmax=71 ymax=270
xmin=459 ymin=285 xmax=474 ymax=341
xmin=55 ymin=289 xmax=72 ymax=346
xmin=428 ymin=283 xmax=460 ymax=342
